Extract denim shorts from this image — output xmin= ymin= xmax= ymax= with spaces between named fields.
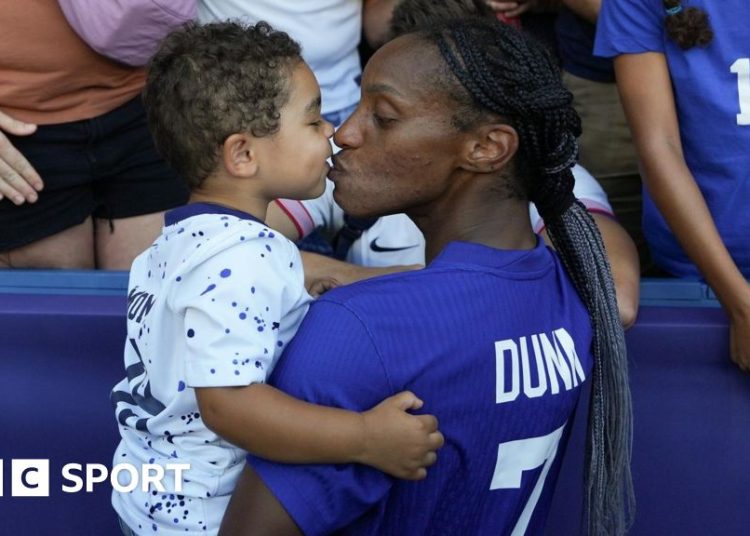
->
xmin=0 ymin=96 xmax=189 ymax=250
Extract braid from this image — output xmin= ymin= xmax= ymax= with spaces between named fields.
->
xmin=428 ymin=18 xmax=634 ymax=535
xmin=390 ymin=0 xmax=493 ymax=41
xmin=546 ymin=203 xmax=634 ymax=536
xmin=663 ymin=0 xmax=713 ymax=49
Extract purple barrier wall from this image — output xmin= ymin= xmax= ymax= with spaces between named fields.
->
xmin=546 ymin=306 xmax=750 ymax=535
xmin=0 ymin=292 xmax=126 ymax=535
xmin=1 ymin=273 xmax=748 ymax=535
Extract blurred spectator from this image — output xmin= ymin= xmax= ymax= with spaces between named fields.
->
xmin=556 ymin=0 xmax=647 ymax=270
xmin=596 ymin=0 xmax=750 ymax=369
xmin=0 ymin=1 xmax=190 ymax=270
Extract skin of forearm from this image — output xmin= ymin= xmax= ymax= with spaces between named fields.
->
xmin=561 ymin=0 xmax=600 ymax=22
xmin=301 ymin=250 xmax=421 ymax=287
xmin=637 ymin=141 xmax=750 ymax=311
xmin=592 ymin=214 xmax=639 ymax=328
xmin=542 ymin=215 xmax=640 ymax=328
xmin=195 ymin=383 xmax=368 ymax=464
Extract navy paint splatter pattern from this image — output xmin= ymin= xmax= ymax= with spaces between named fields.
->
xmin=112 ymin=210 xmax=311 ymax=535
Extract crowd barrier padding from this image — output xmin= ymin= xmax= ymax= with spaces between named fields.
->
xmin=0 ymin=272 xmax=748 ymax=535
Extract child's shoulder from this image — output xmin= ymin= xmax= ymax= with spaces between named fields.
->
xmin=166 ymin=213 xmax=297 ymax=257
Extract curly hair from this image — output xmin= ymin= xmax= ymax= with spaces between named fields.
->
xmin=143 ymin=21 xmax=302 ymax=189
xmin=419 ymin=18 xmax=635 ymax=535
xmin=663 ymin=0 xmax=713 ymax=49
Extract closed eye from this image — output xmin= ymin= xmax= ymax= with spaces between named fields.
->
xmin=373 ymin=113 xmax=396 ymax=127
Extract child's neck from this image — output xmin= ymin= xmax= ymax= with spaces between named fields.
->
xmin=188 ymin=191 xmax=270 ymax=223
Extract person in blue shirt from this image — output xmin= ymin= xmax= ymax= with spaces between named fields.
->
xmin=595 ymin=0 xmax=750 ymax=371
xmin=220 ymin=17 xmax=634 ymax=536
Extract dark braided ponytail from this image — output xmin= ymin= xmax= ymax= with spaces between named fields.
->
xmin=424 ymin=18 xmax=634 ymax=535
xmin=663 ymin=0 xmax=713 ymax=49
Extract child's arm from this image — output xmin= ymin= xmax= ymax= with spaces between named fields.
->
xmin=195 ymin=384 xmax=444 ymax=480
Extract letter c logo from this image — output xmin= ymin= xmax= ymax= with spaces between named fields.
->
xmin=21 ymin=467 xmax=39 ymax=489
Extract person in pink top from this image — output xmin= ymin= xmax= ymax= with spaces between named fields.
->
xmin=0 ymin=1 xmax=193 ymax=269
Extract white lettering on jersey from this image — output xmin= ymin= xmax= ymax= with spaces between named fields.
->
xmin=731 ymin=58 xmax=750 ymax=126
xmin=495 ymin=327 xmax=585 ymax=404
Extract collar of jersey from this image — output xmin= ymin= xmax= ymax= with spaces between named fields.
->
xmin=164 ymin=202 xmax=264 ymax=227
xmin=429 ymin=236 xmax=551 ymax=273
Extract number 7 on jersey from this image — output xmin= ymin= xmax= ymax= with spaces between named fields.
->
xmin=490 ymin=424 xmax=565 ymax=536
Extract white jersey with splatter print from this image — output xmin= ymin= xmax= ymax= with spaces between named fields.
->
xmin=111 ymin=211 xmax=311 ymax=535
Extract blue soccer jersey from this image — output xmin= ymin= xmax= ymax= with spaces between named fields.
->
xmin=595 ymin=0 xmax=750 ymax=279
xmin=248 ymin=239 xmax=593 ymax=535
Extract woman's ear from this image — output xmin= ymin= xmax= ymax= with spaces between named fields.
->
xmin=461 ymin=123 xmax=519 ymax=173
xmin=222 ymin=133 xmax=259 ymax=177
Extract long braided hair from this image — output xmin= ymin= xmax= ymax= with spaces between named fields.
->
xmin=421 ymin=18 xmax=634 ymax=535
xmin=663 ymin=0 xmax=713 ymax=49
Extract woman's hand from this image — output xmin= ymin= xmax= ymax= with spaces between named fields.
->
xmin=726 ymin=289 xmax=750 ymax=372
xmin=0 ymin=110 xmax=43 ymax=204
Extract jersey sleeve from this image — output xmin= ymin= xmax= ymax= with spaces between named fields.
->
xmin=169 ymin=232 xmax=307 ymax=388
xmin=529 ymin=164 xmax=614 ymax=233
xmin=594 ymin=0 xmax=665 ymax=57
xmin=247 ymin=299 xmax=395 ymax=535
xmin=275 ymin=179 xmax=345 ymax=237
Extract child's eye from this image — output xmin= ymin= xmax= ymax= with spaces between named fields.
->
xmin=309 ymin=119 xmax=322 ymax=128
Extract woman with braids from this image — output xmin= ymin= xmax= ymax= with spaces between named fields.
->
xmin=596 ymin=0 xmax=750 ymax=371
xmin=220 ymin=17 xmax=633 ymax=536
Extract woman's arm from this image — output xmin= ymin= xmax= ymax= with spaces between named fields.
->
xmin=591 ymin=214 xmax=640 ymax=329
xmin=300 ymin=251 xmax=422 ymax=297
xmin=542 ymin=212 xmax=640 ymax=329
xmin=615 ymin=52 xmax=750 ymax=370
xmin=266 ymin=201 xmax=422 ymax=297
xmin=195 ymin=384 xmax=443 ymax=479
xmin=219 ymin=464 xmax=300 ymax=536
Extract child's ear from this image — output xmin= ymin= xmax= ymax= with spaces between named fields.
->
xmin=460 ymin=123 xmax=519 ymax=173
xmin=222 ymin=133 xmax=259 ymax=177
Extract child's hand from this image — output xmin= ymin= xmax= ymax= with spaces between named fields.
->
xmin=357 ymin=391 xmax=444 ymax=480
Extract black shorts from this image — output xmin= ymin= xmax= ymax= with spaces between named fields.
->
xmin=0 ymin=96 xmax=189 ymax=251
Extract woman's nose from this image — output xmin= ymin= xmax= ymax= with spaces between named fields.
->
xmin=333 ymin=109 xmax=362 ymax=149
